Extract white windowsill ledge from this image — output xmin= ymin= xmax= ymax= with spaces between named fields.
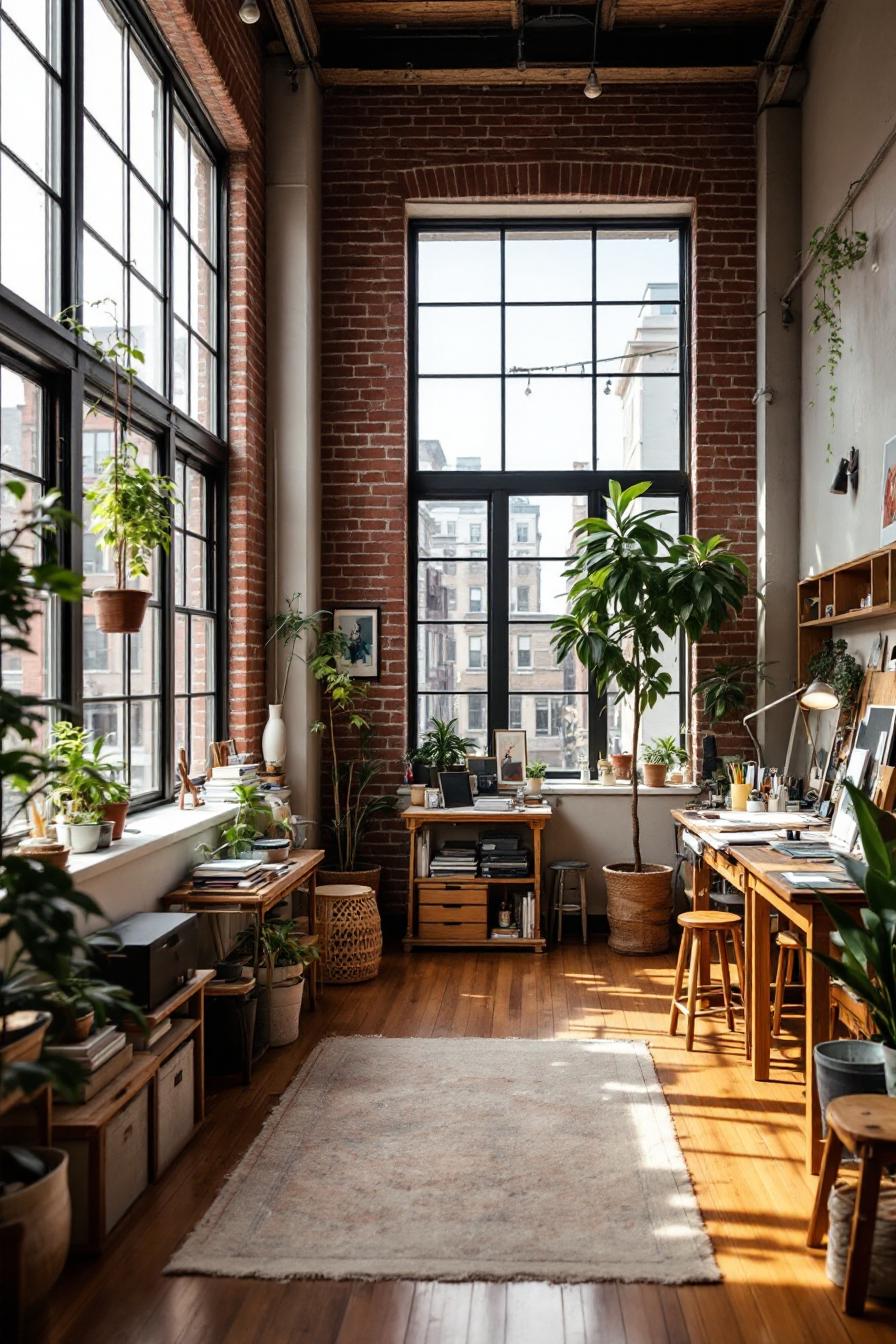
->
xmin=397 ymin=783 xmax=700 ymax=799
xmin=65 ymin=801 xmax=237 ymax=884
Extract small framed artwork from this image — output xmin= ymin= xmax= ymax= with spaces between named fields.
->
xmin=494 ymin=730 xmax=527 ymax=789
xmin=881 ymin=435 xmax=896 ymax=547
xmin=868 ymin=632 xmax=885 ymax=671
xmin=466 ymin=754 xmax=498 ymax=795
xmin=333 ymin=607 xmax=380 ymax=678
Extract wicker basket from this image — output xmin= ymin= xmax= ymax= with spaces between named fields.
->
xmin=827 ymin=1178 xmax=896 ymax=1297
xmin=603 ymin=863 xmax=673 ymax=954
xmin=316 ymin=884 xmax=382 ymax=983
xmin=317 ymin=865 xmax=381 ymax=898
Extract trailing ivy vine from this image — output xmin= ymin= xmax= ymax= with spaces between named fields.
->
xmin=808 ymin=224 xmax=868 ymax=458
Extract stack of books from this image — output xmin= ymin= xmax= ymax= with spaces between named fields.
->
xmin=52 ymin=1024 xmax=132 ymax=1103
xmin=202 ymin=762 xmax=259 ymax=802
xmin=429 ymin=840 xmax=479 ymax=878
xmin=191 ymin=858 xmax=272 ymax=893
xmin=479 ymin=834 xmax=531 ymax=878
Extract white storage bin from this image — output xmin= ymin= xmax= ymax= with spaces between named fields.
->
xmin=155 ymin=1038 xmax=195 ymax=1176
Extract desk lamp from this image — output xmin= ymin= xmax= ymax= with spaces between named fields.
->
xmin=742 ymin=680 xmax=839 ymax=773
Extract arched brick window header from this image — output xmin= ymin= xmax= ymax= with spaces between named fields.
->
xmin=398 ymin=161 xmax=701 ymax=203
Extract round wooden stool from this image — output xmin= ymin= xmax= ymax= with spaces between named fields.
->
xmin=772 ymin=929 xmax=806 ymax=1038
xmin=668 ymin=910 xmax=745 ymax=1051
xmin=807 ymin=1094 xmax=896 ymax=1316
xmin=315 ymin=884 xmax=382 ymax=983
xmin=548 ymin=861 xmax=589 ymax=945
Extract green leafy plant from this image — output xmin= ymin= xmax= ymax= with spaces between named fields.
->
xmin=236 ymin=919 xmax=319 ymax=974
xmin=58 ymin=303 xmax=177 ymax=588
xmin=47 ymin=720 xmax=127 ymax=821
xmin=200 ymin=782 xmax=289 ymax=860
xmin=267 ymin=592 xmax=327 ymax=704
xmin=552 ymin=480 xmax=748 ymax=870
xmin=693 ymin=659 xmax=774 ymax=724
xmin=807 ymin=638 xmax=862 ymax=716
xmin=1 ymin=483 xmax=141 ymax=1103
xmin=642 ymin=736 xmax=688 ymax=768
xmin=417 ymin=716 xmax=475 ymax=772
xmin=526 ymin=760 xmax=548 ymax=779
xmin=808 ymin=225 xmax=868 ymax=457
xmin=810 ymin=782 xmax=896 ymax=1048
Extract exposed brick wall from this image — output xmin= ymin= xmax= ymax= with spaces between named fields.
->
xmin=321 ymin=84 xmax=758 ymax=904
xmin=146 ymin=0 xmax=268 ymax=753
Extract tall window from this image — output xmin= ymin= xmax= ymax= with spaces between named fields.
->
xmin=411 ymin=221 xmax=688 ymax=773
xmin=0 ymin=0 xmax=227 ymax=818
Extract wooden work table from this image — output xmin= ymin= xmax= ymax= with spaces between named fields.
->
xmin=672 ymin=808 xmax=865 ymax=1174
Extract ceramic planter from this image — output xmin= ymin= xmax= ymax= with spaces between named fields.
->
xmin=65 ymin=1009 xmax=95 ymax=1043
xmin=0 ymin=1149 xmax=71 ymax=1310
xmin=643 ymin=763 xmax=667 ymax=788
xmin=257 ymin=968 xmax=305 ymax=1047
xmin=68 ymin=822 xmax=101 ymax=854
xmin=409 ymin=784 xmax=427 ymax=806
xmin=96 ymin=820 xmax=114 ymax=850
xmin=13 ymin=839 xmax=69 ymax=870
xmin=527 ymin=777 xmax=544 ymax=796
xmin=250 ymin=837 xmax=291 ymax=864
xmin=610 ymin=753 xmax=632 ymax=782
xmin=103 ymin=799 xmax=129 ymax=840
xmin=94 ymin=587 xmax=150 ymax=634
xmin=814 ymin=1040 xmax=886 ymax=1132
xmin=262 ymin=703 xmax=287 ymax=771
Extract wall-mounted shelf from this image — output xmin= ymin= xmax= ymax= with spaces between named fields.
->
xmin=797 ymin=543 xmax=896 ymax=679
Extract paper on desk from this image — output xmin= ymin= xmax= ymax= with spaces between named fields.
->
xmin=704 ymin=829 xmax=785 ymax=847
xmin=698 ymin=810 xmax=821 ymax=829
xmin=779 ymin=870 xmax=857 ymax=889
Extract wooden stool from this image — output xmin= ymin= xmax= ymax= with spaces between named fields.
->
xmin=772 ymin=929 xmax=806 ymax=1038
xmin=548 ymin=861 xmax=589 ymax=945
xmin=669 ymin=910 xmax=745 ymax=1050
xmin=807 ymin=1094 xmax=896 ymax=1316
xmin=316 ymin=884 xmax=382 ymax=983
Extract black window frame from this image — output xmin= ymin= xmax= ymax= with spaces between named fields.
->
xmin=0 ymin=0 xmax=229 ymax=815
xmin=409 ymin=217 xmax=691 ymax=776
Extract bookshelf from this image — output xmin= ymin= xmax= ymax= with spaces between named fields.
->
xmin=401 ymin=805 xmax=550 ymax=952
xmin=797 ymin=540 xmax=896 ymax=680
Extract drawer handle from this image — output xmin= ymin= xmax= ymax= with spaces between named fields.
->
xmin=174 ymin=1070 xmax=184 ymax=1087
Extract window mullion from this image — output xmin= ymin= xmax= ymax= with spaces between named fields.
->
xmin=488 ymin=490 xmax=509 ymax=749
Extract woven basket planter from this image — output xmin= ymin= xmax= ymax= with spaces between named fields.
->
xmin=317 ymin=865 xmax=381 ymax=898
xmin=93 ymin=588 xmax=150 ymax=634
xmin=827 ymin=1178 xmax=896 ymax=1297
xmin=603 ymin=863 xmax=673 ymax=955
xmin=316 ymin=884 xmax=382 ymax=983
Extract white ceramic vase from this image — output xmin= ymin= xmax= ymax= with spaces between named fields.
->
xmin=262 ymin=703 xmax=287 ymax=770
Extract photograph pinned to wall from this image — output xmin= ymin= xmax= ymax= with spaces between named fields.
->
xmin=333 ymin=607 xmax=380 ymax=679
xmin=494 ymin=730 xmax=527 ymax=789
xmin=881 ymin=434 xmax=896 ymax=546
xmin=868 ymin=632 xmax=886 ymax=671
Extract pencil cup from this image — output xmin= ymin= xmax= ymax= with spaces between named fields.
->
xmin=729 ymin=782 xmax=750 ymax=811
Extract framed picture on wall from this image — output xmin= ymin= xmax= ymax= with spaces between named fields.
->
xmin=333 ymin=607 xmax=380 ymax=679
xmin=494 ymin=730 xmax=527 ymax=789
xmin=880 ymin=435 xmax=896 ymax=546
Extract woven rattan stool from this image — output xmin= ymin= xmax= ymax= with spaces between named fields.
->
xmin=669 ymin=909 xmax=744 ymax=1050
xmin=548 ymin=861 xmax=589 ymax=944
xmin=315 ymin=884 xmax=382 ymax=983
xmin=772 ymin=928 xmax=806 ymax=1038
xmin=807 ymin=1094 xmax=896 ymax=1316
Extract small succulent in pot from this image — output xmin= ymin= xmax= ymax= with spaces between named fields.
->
xmin=526 ymin=760 xmax=548 ymax=794
xmin=641 ymin=736 xmax=688 ymax=788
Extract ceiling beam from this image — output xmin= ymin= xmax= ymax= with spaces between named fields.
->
xmin=320 ymin=64 xmax=758 ymax=85
xmin=268 ymin=0 xmax=320 ymax=61
xmin=599 ymin=0 xmax=618 ymax=31
xmin=760 ymin=0 xmax=824 ymax=105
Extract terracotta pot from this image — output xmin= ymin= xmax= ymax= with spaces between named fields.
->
xmin=317 ymin=864 xmax=381 ymax=898
xmin=93 ymin=587 xmax=150 ymax=634
xmin=610 ymin=753 xmax=633 ymax=781
xmin=13 ymin=841 xmax=70 ymax=870
xmin=102 ymin=800 xmax=129 ymax=840
xmin=0 ymin=1149 xmax=71 ymax=1310
xmin=66 ymin=1009 xmax=95 ymax=1043
xmin=643 ymin=763 xmax=667 ymax=788
xmin=603 ymin=863 xmax=673 ymax=955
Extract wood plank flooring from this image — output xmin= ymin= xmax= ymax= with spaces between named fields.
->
xmin=40 ymin=942 xmax=896 ymax=1344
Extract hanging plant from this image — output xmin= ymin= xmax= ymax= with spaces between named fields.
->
xmin=808 ymin=224 xmax=868 ymax=458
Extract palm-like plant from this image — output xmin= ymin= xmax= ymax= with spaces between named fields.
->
xmin=417 ymin=716 xmax=475 ymax=772
xmin=552 ymin=481 xmax=748 ymax=870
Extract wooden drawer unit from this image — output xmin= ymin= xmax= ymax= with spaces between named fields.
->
xmin=418 ymin=882 xmax=489 ymax=906
xmin=417 ymin=918 xmax=488 ymax=942
xmin=418 ymin=882 xmax=488 ymax=940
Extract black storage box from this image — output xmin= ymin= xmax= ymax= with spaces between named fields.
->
xmin=98 ymin=913 xmax=198 ymax=1010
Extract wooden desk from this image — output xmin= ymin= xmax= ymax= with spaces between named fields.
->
xmin=402 ymin=805 xmax=550 ymax=952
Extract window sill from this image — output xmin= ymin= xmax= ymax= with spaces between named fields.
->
xmin=397 ymin=783 xmax=701 ymax=799
xmin=66 ymin=800 xmax=236 ymax=884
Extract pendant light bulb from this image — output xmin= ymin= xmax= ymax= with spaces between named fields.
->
xmin=584 ymin=68 xmax=602 ymax=99
xmin=239 ymin=0 xmax=261 ymax=23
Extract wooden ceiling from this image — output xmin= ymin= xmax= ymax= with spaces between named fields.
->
xmin=268 ymin=0 xmax=823 ymax=87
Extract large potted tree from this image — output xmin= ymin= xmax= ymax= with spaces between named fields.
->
xmin=552 ymin=481 xmax=748 ymax=954
xmin=0 ymin=482 xmax=141 ymax=1313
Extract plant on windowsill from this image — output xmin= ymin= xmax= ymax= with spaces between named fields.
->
xmin=46 ymin=721 xmax=130 ymax=844
xmin=417 ymin=715 xmax=476 ymax=785
xmin=807 ymin=224 xmax=868 ymax=459
xmin=57 ymin=303 xmax=178 ymax=634
xmin=525 ymin=759 xmax=547 ymax=796
xmin=1 ymin=481 xmax=143 ymax=1310
xmin=552 ymin=480 xmax=748 ymax=954
xmin=641 ymin=736 xmax=688 ymax=789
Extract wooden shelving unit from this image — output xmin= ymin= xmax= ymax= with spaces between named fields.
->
xmin=798 ymin=541 xmax=896 ymax=679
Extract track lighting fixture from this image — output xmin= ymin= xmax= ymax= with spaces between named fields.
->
xmin=584 ymin=0 xmax=602 ymax=99
xmin=239 ymin=0 xmax=261 ymax=23
xmin=830 ymin=446 xmax=859 ymax=495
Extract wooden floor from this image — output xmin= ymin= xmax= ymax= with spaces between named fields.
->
xmin=41 ymin=941 xmax=896 ymax=1344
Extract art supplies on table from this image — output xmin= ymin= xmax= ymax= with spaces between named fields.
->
xmin=778 ymin=870 xmax=858 ymax=891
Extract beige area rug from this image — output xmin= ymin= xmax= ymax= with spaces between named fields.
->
xmin=167 ymin=1036 xmax=720 ymax=1284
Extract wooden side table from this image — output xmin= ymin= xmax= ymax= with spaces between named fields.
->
xmin=807 ymin=1093 xmax=896 ymax=1316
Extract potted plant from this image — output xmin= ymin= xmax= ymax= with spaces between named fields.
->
xmin=1 ymin=481 xmax=142 ymax=1313
xmin=526 ymin=760 xmax=548 ymax=796
xmin=417 ymin=716 xmax=475 ymax=785
xmin=552 ymin=481 xmax=748 ymax=954
xmin=642 ymin=736 xmax=688 ymax=789
xmin=236 ymin=919 xmax=318 ymax=1047
xmin=58 ymin=304 xmax=177 ymax=633
xmin=265 ymin=593 xmax=326 ymax=771
xmin=200 ymin=783 xmax=290 ymax=862
xmin=67 ymin=809 xmax=103 ymax=855
xmin=810 ymin=781 xmax=896 ymax=1098
xmin=47 ymin=722 xmax=128 ymax=843
xmin=807 ymin=638 xmax=863 ymax=720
